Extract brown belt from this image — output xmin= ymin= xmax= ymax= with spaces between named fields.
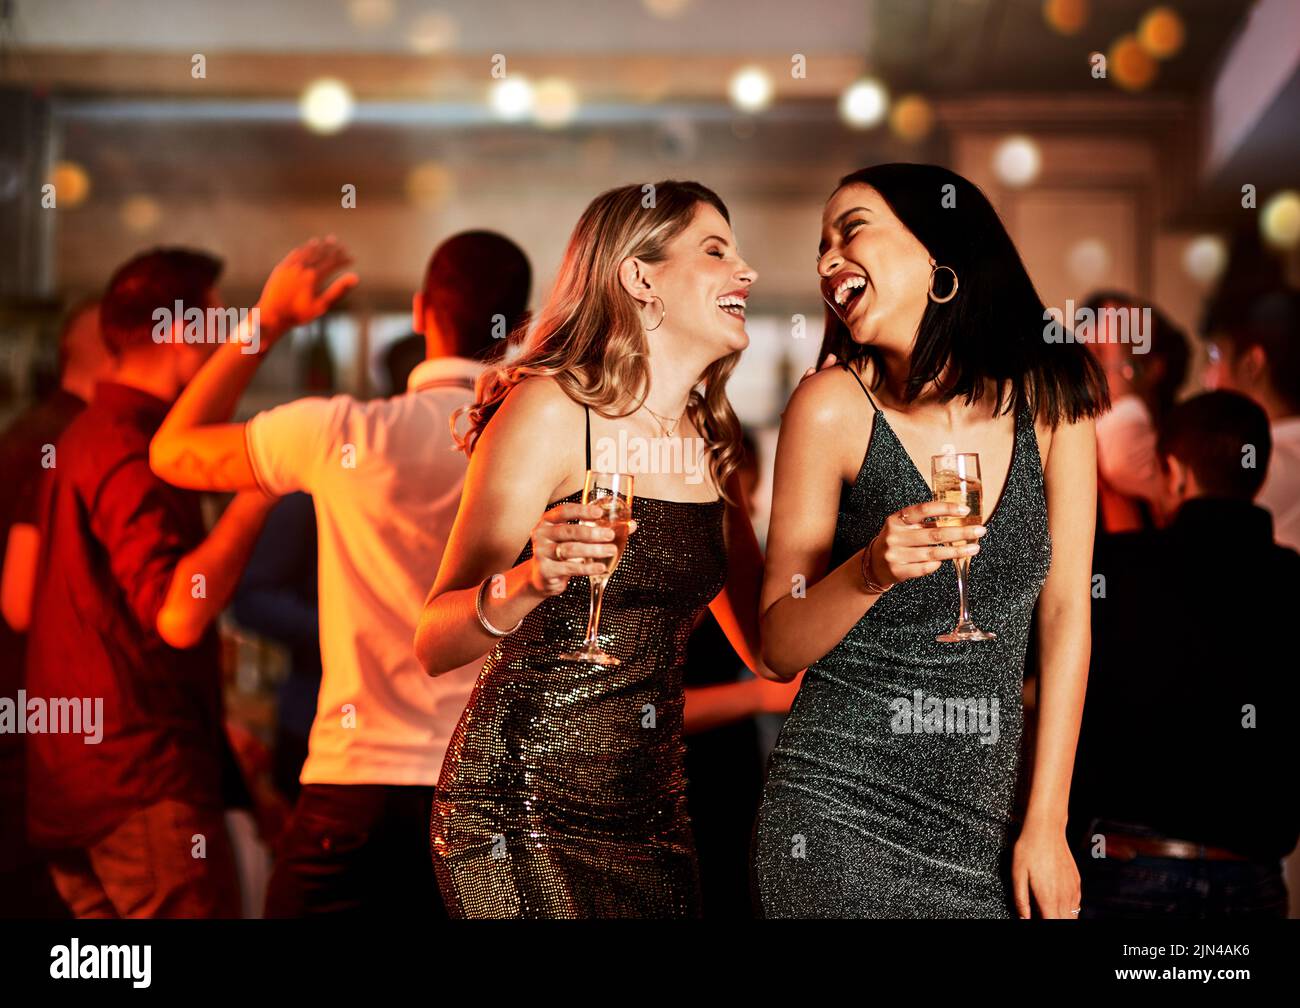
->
xmin=1103 ymin=831 xmax=1248 ymax=862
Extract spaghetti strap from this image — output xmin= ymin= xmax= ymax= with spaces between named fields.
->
xmin=841 ymin=361 xmax=880 ymax=411
xmin=584 ymin=405 xmax=592 ymax=471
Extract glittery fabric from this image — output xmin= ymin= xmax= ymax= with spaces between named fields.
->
xmin=753 ymin=371 xmax=1052 ymax=918
xmin=431 ymin=484 xmax=728 ymax=918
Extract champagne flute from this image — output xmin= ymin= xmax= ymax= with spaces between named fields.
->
xmin=558 ymin=471 xmax=635 ymax=665
xmin=929 ymin=451 xmax=996 ymax=642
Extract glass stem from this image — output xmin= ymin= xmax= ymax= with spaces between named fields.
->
xmin=954 ymin=555 xmax=972 ymax=627
xmin=583 ymin=576 xmax=608 ymax=649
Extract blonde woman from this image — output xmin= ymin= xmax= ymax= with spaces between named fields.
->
xmin=415 ymin=180 xmax=766 ymax=918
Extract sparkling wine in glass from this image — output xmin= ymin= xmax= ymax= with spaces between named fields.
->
xmin=929 ymin=451 xmax=996 ymax=642
xmin=559 ymin=470 xmax=634 ymax=665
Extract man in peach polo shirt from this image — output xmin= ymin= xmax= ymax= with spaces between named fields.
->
xmin=150 ymin=232 xmax=531 ymax=916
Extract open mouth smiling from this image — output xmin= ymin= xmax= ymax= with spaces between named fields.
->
xmin=716 ymin=290 xmax=748 ymax=319
xmin=827 ymin=272 xmax=868 ymax=316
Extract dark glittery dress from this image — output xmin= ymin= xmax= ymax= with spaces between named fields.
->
xmin=431 ymin=406 xmax=728 ymax=918
xmin=753 ymin=364 xmax=1052 ymax=918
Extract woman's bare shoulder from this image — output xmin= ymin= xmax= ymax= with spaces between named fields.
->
xmin=780 ymin=363 xmax=876 ymax=484
xmin=784 ymin=362 xmax=877 ymax=428
xmin=501 ymin=374 xmax=585 ymax=424
xmin=477 ymin=375 xmax=585 ymax=491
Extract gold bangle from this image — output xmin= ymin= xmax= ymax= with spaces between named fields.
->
xmin=475 ymin=576 xmax=524 ymax=638
xmin=859 ymin=532 xmax=894 ymax=595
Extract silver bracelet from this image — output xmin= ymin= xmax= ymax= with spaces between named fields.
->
xmin=475 ymin=575 xmax=524 ymax=638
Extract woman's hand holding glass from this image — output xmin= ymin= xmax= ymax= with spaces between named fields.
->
xmin=527 ymin=502 xmax=622 ymax=597
xmin=863 ymin=500 xmax=987 ymax=588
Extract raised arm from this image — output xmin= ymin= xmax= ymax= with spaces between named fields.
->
xmin=414 ymin=378 xmax=615 ymax=677
xmin=150 ymin=238 xmax=357 ymax=492
xmin=156 ymin=490 xmax=280 ymax=649
xmin=1011 ymin=414 xmax=1095 ymax=920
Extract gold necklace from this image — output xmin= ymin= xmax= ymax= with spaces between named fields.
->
xmin=643 ymin=402 xmax=685 ymax=438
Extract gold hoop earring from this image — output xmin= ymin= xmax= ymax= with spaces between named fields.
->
xmin=644 ymin=295 xmax=666 ymax=332
xmin=928 ymin=262 xmax=958 ymax=304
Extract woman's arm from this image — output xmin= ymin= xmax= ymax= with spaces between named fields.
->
xmin=758 ymin=370 xmax=976 ymax=679
xmin=684 ymin=674 xmax=802 ymax=734
xmin=707 ymin=472 xmax=776 ymax=677
xmin=413 ymin=378 xmax=615 ymax=676
xmin=758 ymin=371 xmax=876 ymax=679
xmin=1012 ymin=414 xmax=1095 ymax=919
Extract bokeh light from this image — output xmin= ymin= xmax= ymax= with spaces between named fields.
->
xmin=405 ymin=162 xmax=456 ymax=211
xmin=408 ymin=11 xmax=459 ymax=54
xmin=347 ymin=0 xmax=395 ymax=30
xmin=299 ymin=78 xmax=354 ymax=134
xmin=839 ymin=78 xmax=889 ymax=128
xmin=1067 ymin=238 xmax=1110 ymax=286
xmin=50 ymin=161 xmax=90 ymax=207
xmin=489 ymin=77 xmax=535 ymax=121
xmin=1138 ymin=6 xmax=1185 ymax=60
xmin=1182 ymin=235 xmax=1227 ymax=284
xmin=1261 ymin=190 xmax=1300 ymax=250
xmin=1110 ymin=34 xmax=1158 ymax=91
xmin=889 ymin=94 xmax=933 ymax=142
xmin=642 ymin=0 xmax=692 ymax=17
xmin=533 ymin=78 xmax=579 ymax=129
xmin=992 ymin=135 xmax=1041 ymax=187
xmin=1043 ymin=0 xmax=1089 ymax=36
xmin=120 ymin=195 xmax=161 ymax=233
xmin=729 ymin=67 xmax=774 ymax=113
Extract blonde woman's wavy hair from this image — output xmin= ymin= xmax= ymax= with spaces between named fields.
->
xmin=452 ymin=179 xmax=745 ymax=503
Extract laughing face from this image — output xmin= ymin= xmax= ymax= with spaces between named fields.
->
xmin=817 ymin=183 xmax=932 ymax=353
xmin=631 ymin=202 xmax=758 ymax=360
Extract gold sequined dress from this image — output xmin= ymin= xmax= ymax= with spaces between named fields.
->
xmin=431 ymin=406 xmax=728 ymax=917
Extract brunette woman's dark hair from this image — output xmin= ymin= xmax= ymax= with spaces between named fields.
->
xmin=818 ymin=163 xmax=1109 ymax=428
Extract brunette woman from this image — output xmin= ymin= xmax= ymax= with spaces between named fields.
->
xmin=753 ymin=164 xmax=1107 ymax=918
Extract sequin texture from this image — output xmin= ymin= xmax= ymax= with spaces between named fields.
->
xmin=753 ymin=371 xmax=1053 ymax=918
xmin=431 ymin=485 xmax=728 ymax=918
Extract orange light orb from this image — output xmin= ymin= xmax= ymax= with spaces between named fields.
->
xmin=1110 ymin=34 xmax=1158 ymax=91
xmin=1139 ymin=6 xmax=1185 ymax=60
xmin=50 ymin=161 xmax=90 ymax=207
xmin=890 ymin=95 xmax=934 ymax=142
xmin=1044 ymin=0 xmax=1089 ymax=36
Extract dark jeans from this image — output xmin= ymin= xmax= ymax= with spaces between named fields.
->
xmin=1079 ymin=819 xmax=1287 ymax=919
xmin=264 ymin=783 xmax=447 ymax=918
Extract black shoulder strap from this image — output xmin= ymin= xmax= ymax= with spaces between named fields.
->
xmin=584 ymin=404 xmax=592 ymax=471
xmin=841 ymin=361 xmax=879 ymax=410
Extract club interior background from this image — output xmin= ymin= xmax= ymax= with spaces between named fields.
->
xmin=1 ymin=0 xmax=1298 ymax=914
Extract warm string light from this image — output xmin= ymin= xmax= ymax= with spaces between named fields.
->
xmin=1182 ymin=235 xmax=1227 ymax=284
xmin=993 ymin=135 xmax=1041 ymax=187
xmin=50 ymin=161 xmax=90 ymax=207
xmin=1261 ymin=191 xmax=1300 ymax=250
xmin=839 ymin=78 xmax=889 ymax=129
xmin=728 ymin=67 xmax=774 ymax=113
xmin=299 ymin=78 xmax=354 ymax=134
